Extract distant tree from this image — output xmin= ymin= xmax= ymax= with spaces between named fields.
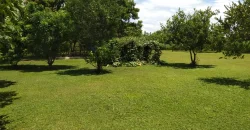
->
xmin=208 ymin=23 xmax=226 ymax=52
xmin=218 ymin=0 xmax=250 ymax=57
xmin=162 ymin=8 xmax=217 ymax=66
xmin=146 ymin=30 xmax=166 ymax=44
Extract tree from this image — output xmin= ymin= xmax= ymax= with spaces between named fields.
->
xmin=218 ymin=0 xmax=250 ymax=57
xmin=162 ymin=8 xmax=217 ymax=66
xmin=0 ymin=18 xmax=26 ymax=66
xmin=116 ymin=0 xmax=142 ymax=37
xmin=0 ymin=0 xmax=25 ymax=66
xmin=25 ymin=1 xmax=69 ymax=67
xmin=66 ymin=0 xmax=140 ymax=72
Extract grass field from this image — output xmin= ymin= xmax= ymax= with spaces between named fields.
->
xmin=0 ymin=51 xmax=250 ymax=130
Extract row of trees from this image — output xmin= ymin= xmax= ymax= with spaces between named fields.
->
xmin=0 ymin=0 xmax=144 ymax=72
xmin=150 ymin=0 xmax=250 ymax=65
xmin=1 ymin=0 xmax=249 ymax=70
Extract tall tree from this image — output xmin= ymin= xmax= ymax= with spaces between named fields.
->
xmin=66 ymin=0 xmax=141 ymax=72
xmin=162 ymin=8 xmax=217 ymax=66
xmin=218 ymin=0 xmax=250 ymax=57
xmin=25 ymin=1 xmax=69 ymax=67
xmin=117 ymin=0 xmax=142 ymax=37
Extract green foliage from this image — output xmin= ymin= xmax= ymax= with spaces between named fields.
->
xmin=25 ymin=2 xmax=69 ymax=66
xmin=144 ymin=30 xmax=167 ymax=44
xmin=25 ymin=0 xmax=65 ymax=11
xmin=0 ymin=0 xmax=23 ymax=25
xmin=118 ymin=37 xmax=143 ymax=62
xmin=219 ymin=0 xmax=250 ymax=57
xmin=208 ymin=23 xmax=226 ymax=52
xmin=115 ymin=37 xmax=162 ymax=65
xmin=223 ymin=41 xmax=250 ymax=58
xmin=1 ymin=52 xmax=250 ymax=129
xmin=162 ymin=8 xmax=217 ymax=66
xmin=116 ymin=0 xmax=142 ymax=37
xmin=85 ymin=37 xmax=162 ymax=68
xmin=0 ymin=0 xmax=24 ymax=66
xmin=66 ymin=0 xmax=143 ymax=71
xmin=0 ymin=19 xmax=26 ymax=66
xmin=86 ymin=46 xmax=111 ymax=73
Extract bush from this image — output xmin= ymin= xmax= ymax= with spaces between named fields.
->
xmin=86 ymin=37 xmax=162 ymax=70
xmin=110 ymin=37 xmax=162 ymax=66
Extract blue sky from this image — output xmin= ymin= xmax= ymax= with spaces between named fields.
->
xmin=134 ymin=0 xmax=239 ymax=32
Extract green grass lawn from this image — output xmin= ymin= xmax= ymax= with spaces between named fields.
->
xmin=1 ymin=51 xmax=250 ymax=130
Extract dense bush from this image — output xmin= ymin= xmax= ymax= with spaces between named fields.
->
xmin=101 ymin=37 xmax=162 ymax=67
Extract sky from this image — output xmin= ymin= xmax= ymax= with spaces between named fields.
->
xmin=134 ymin=0 xmax=239 ymax=32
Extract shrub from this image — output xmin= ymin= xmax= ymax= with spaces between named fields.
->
xmin=111 ymin=37 xmax=162 ymax=66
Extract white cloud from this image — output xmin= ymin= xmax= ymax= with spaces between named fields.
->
xmin=135 ymin=0 xmax=239 ymax=32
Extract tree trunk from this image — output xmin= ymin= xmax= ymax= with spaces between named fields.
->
xmin=189 ymin=49 xmax=193 ymax=63
xmin=47 ymin=56 xmax=55 ymax=68
xmin=96 ymin=61 xmax=103 ymax=74
xmin=190 ymin=49 xmax=197 ymax=67
xmin=72 ymin=42 xmax=76 ymax=56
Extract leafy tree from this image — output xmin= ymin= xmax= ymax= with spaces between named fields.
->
xmin=0 ymin=0 xmax=25 ymax=66
xmin=66 ymin=0 xmax=140 ymax=72
xmin=0 ymin=0 xmax=23 ymax=25
xmin=0 ymin=18 xmax=26 ymax=66
xmin=218 ymin=0 xmax=250 ymax=57
xmin=25 ymin=1 xmax=69 ymax=67
xmin=24 ymin=0 xmax=65 ymax=11
xmin=162 ymin=8 xmax=217 ymax=66
xmin=145 ymin=30 xmax=166 ymax=43
xmin=117 ymin=0 xmax=142 ymax=37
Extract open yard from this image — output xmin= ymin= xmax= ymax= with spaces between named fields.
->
xmin=0 ymin=51 xmax=250 ymax=130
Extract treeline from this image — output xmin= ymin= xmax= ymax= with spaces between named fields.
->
xmin=0 ymin=0 xmax=148 ymax=72
xmin=146 ymin=0 xmax=250 ymax=65
xmin=0 ymin=0 xmax=250 ymax=71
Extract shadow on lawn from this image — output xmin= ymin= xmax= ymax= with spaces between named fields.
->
xmin=0 ymin=115 xmax=10 ymax=130
xmin=57 ymin=68 xmax=112 ymax=76
xmin=0 ymin=91 xmax=18 ymax=108
xmin=0 ymin=80 xmax=16 ymax=88
xmin=159 ymin=61 xmax=215 ymax=69
xmin=0 ymin=80 xmax=18 ymax=129
xmin=199 ymin=77 xmax=250 ymax=90
xmin=0 ymin=65 xmax=75 ymax=72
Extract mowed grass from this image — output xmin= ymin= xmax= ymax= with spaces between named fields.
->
xmin=0 ymin=51 xmax=250 ymax=130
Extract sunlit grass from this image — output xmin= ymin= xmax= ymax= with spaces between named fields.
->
xmin=0 ymin=51 xmax=250 ymax=129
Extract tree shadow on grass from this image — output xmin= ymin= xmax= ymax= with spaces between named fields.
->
xmin=0 ymin=80 xmax=19 ymax=129
xmin=159 ymin=61 xmax=215 ymax=69
xmin=57 ymin=68 xmax=112 ymax=76
xmin=0 ymin=91 xmax=18 ymax=108
xmin=0 ymin=80 xmax=16 ymax=88
xmin=199 ymin=77 xmax=250 ymax=90
xmin=0 ymin=65 xmax=75 ymax=72
xmin=0 ymin=91 xmax=18 ymax=130
xmin=0 ymin=91 xmax=18 ymax=129
xmin=0 ymin=115 xmax=10 ymax=130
